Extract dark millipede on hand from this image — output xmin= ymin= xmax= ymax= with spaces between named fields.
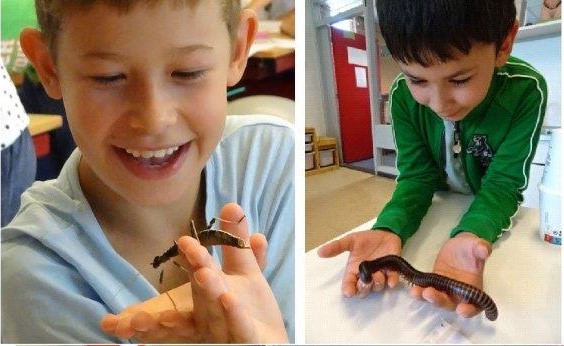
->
xmin=358 ymin=255 xmax=498 ymax=321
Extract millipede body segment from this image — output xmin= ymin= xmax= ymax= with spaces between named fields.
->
xmin=358 ymin=255 xmax=498 ymax=321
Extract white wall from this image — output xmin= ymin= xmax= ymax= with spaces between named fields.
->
xmin=305 ymin=1 xmax=328 ymax=135
xmin=512 ymin=34 xmax=561 ymax=128
xmin=512 ymin=33 xmax=561 ymax=208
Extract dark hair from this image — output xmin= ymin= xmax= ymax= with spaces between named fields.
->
xmin=376 ymin=0 xmax=516 ymax=66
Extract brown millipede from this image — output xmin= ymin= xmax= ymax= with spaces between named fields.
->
xmin=358 ymin=255 xmax=498 ymax=321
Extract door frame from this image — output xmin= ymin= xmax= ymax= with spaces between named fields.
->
xmin=310 ymin=0 xmax=382 ymax=173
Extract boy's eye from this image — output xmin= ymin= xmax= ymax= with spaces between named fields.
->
xmin=91 ymin=74 xmax=125 ymax=86
xmin=451 ymin=77 xmax=471 ymax=86
xmin=172 ymin=70 xmax=207 ymax=80
xmin=408 ymin=78 xmax=425 ymax=85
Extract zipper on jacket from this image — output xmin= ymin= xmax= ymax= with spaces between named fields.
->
xmin=457 ymin=122 xmax=474 ymax=193
xmin=439 ymin=127 xmax=445 ymax=170
xmin=453 ymin=121 xmax=462 ymax=158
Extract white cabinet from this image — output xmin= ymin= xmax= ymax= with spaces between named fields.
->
xmin=514 ymin=20 xmax=561 ymax=208
xmin=373 ymin=124 xmax=398 ymax=176
xmin=521 ymin=133 xmax=551 ymax=208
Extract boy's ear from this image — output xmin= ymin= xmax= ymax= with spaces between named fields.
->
xmin=19 ymin=28 xmax=63 ymax=99
xmin=227 ymin=9 xmax=258 ymax=87
xmin=495 ymin=20 xmax=519 ymax=68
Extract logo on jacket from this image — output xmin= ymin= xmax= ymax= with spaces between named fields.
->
xmin=466 ymin=135 xmax=494 ymax=168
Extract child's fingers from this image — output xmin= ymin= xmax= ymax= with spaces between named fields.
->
xmin=192 ymin=266 xmax=228 ymax=300
xmin=421 ymin=287 xmax=457 ymax=311
xmin=179 ymin=235 xmax=232 ymax=341
xmin=191 ymin=266 xmax=230 ymax=341
xmin=113 ymin=313 xmax=136 ymax=339
xmin=134 ymin=311 xmax=199 ymax=342
xmin=159 ymin=310 xmax=195 ymax=331
xmin=133 ymin=323 xmax=170 ymax=343
xmin=250 ymin=233 xmax=268 ymax=271
xmin=130 ymin=311 xmax=158 ymax=332
xmin=166 ymin=311 xmax=204 ymax=341
xmin=317 ymin=236 xmax=351 ymax=258
xmin=217 ymin=203 xmax=260 ymax=274
xmin=220 ymin=291 xmax=260 ymax=343
xmin=100 ymin=314 xmax=119 ymax=335
xmin=455 ymin=302 xmax=481 ymax=318
xmin=355 ymin=278 xmax=373 ymax=298
xmin=369 ymin=270 xmax=387 ymax=292
xmin=177 ymin=235 xmax=220 ymax=272
xmin=409 ymin=285 xmax=425 ymax=301
xmin=411 ymin=285 xmax=455 ymax=308
xmin=341 ymin=270 xmax=360 ymax=297
xmin=387 ymin=271 xmax=400 ymax=288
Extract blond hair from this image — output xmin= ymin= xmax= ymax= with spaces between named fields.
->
xmin=35 ymin=0 xmax=241 ymax=53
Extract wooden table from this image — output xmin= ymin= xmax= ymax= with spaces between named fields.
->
xmin=244 ymin=46 xmax=295 ymax=80
xmin=28 ymin=114 xmax=63 ymax=157
xmin=305 ymin=192 xmax=560 ymax=344
xmin=230 ymin=28 xmax=295 ymax=100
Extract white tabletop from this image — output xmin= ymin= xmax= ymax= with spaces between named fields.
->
xmin=305 ymin=192 xmax=561 ymax=344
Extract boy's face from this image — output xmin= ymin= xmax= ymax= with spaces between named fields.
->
xmin=399 ymin=43 xmax=502 ymax=122
xmin=35 ymin=2 xmax=250 ymax=206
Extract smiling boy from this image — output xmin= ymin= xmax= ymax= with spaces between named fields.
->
xmin=2 ymin=0 xmax=294 ymax=343
xmin=319 ymin=0 xmax=547 ymax=318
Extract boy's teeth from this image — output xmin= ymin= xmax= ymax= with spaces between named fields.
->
xmin=125 ymin=146 xmax=179 ymax=159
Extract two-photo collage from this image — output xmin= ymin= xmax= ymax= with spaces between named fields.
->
xmin=0 ymin=0 xmax=562 ymax=344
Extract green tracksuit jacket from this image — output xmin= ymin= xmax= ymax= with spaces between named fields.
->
xmin=373 ymin=56 xmax=547 ymax=244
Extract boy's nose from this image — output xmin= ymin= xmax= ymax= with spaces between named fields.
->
xmin=428 ymin=88 xmax=453 ymax=115
xmin=128 ymin=85 xmax=177 ymax=134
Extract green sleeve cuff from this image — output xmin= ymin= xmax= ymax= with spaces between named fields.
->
xmin=450 ymin=215 xmax=501 ymax=243
xmin=371 ymin=219 xmax=411 ymax=246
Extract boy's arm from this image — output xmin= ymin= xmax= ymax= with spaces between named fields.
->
xmin=1 ymin=240 xmax=122 ymax=344
xmin=451 ymin=77 xmax=547 ymax=243
xmin=373 ymin=79 xmax=444 ymax=244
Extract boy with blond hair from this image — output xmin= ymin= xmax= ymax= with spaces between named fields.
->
xmin=2 ymin=0 xmax=294 ymax=343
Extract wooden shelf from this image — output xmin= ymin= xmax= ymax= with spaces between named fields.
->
xmin=305 ymin=128 xmax=339 ymax=175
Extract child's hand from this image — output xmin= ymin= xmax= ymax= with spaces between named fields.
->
xmin=100 ymin=203 xmax=287 ymax=343
xmin=409 ymin=232 xmax=492 ymax=318
xmin=100 ymin=283 xmax=196 ymax=342
xmin=317 ymin=229 xmax=402 ymax=298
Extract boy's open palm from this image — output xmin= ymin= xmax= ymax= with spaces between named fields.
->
xmin=100 ymin=203 xmax=288 ymax=343
xmin=409 ymin=232 xmax=492 ymax=318
xmin=317 ymin=229 xmax=402 ymax=298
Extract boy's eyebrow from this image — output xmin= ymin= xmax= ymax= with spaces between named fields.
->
xmin=170 ymin=44 xmax=214 ymax=55
xmin=80 ymin=44 xmax=214 ymax=60
xmin=81 ymin=51 xmax=125 ymax=60
xmin=401 ymin=67 xmax=475 ymax=80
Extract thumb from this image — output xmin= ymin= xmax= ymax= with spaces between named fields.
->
xmin=250 ymin=233 xmax=268 ymax=271
xmin=473 ymin=239 xmax=492 ymax=261
xmin=217 ymin=203 xmax=261 ymax=274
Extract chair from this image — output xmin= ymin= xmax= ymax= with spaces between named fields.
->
xmin=227 ymin=95 xmax=295 ymax=123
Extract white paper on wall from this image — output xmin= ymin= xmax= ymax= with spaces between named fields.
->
xmin=355 ymin=66 xmax=367 ymax=88
xmin=347 ymin=46 xmax=367 ymax=66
